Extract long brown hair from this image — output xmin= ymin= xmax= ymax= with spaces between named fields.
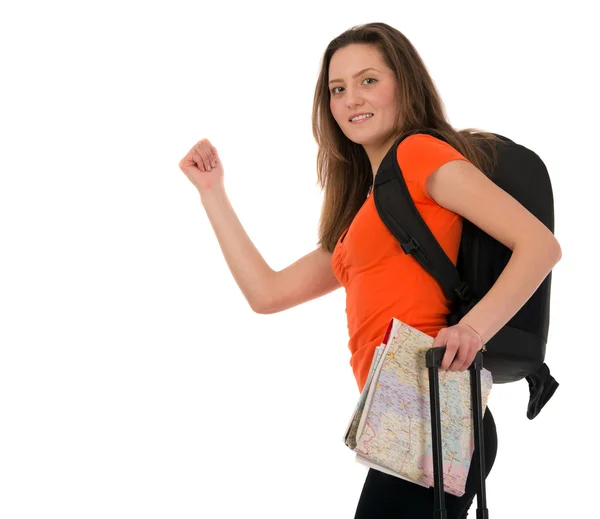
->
xmin=312 ymin=22 xmax=504 ymax=253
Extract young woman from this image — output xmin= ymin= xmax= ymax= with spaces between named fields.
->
xmin=179 ymin=22 xmax=562 ymax=519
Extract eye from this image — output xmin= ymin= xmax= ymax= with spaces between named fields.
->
xmin=330 ymin=77 xmax=378 ymax=95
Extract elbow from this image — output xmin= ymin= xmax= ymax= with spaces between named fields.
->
xmin=250 ymin=299 xmax=266 ymax=314
xmin=551 ymin=236 xmax=562 ymax=264
xmin=533 ymin=231 xmax=562 ymax=264
xmin=250 ymin=294 xmax=274 ymax=315
xmin=554 ymin=246 xmax=562 ymax=265
xmin=540 ymin=237 xmax=562 ymax=267
xmin=542 ymin=238 xmax=562 ymax=270
xmin=250 ymin=273 xmax=278 ymax=314
xmin=517 ymin=235 xmax=562 ymax=268
xmin=252 ymin=304 xmax=268 ymax=314
xmin=252 ymin=303 xmax=277 ymax=315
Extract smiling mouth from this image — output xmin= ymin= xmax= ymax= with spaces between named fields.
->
xmin=350 ymin=114 xmax=374 ymax=123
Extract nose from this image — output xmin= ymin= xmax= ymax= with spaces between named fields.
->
xmin=344 ymin=86 xmax=364 ymax=110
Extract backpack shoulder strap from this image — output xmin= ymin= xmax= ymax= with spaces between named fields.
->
xmin=373 ymin=128 xmax=471 ymax=305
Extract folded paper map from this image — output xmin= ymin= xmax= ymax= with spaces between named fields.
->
xmin=343 ymin=318 xmax=493 ymax=497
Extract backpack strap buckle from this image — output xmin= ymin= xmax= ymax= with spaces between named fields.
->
xmin=453 ymin=281 xmax=472 ymax=303
xmin=401 ymin=237 xmax=420 ymax=254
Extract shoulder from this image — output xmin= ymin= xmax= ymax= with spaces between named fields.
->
xmin=396 ymin=133 xmax=464 ymax=161
xmin=395 ymin=133 xmax=472 ymax=203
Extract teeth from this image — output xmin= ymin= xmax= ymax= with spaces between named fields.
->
xmin=351 ymin=113 xmax=373 ymax=122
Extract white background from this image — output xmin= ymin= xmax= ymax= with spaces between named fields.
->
xmin=1 ymin=1 xmax=598 ymax=517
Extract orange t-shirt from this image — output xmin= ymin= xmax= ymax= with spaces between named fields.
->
xmin=331 ymin=134 xmax=473 ymax=393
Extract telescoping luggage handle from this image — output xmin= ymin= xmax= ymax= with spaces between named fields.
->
xmin=426 ymin=347 xmax=489 ymax=519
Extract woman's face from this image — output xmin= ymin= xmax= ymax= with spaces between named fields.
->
xmin=328 ymin=43 xmax=400 ymax=149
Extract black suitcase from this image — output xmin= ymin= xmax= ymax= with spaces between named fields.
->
xmin=426 ymin=346 xmax=489 ymax=519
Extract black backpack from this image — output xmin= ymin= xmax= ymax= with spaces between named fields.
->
xmin=373 ymin=128 xmax=559 ymax=419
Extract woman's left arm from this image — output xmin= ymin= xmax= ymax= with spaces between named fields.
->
xmin=426 ymin=159 xmax=562 ymax=372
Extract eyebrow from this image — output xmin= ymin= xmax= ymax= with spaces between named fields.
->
xmin=328 ymin=67 xmax=381 ymax=85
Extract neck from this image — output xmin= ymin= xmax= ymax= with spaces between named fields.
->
xmin=365 ymin=133 xmax=399 ymax=178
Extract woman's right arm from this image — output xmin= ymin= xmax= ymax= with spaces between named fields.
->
xmin=201 ymin=186 xmax=341 ymax=314
xmin=179 ymin=137 xmax=341 ymax=315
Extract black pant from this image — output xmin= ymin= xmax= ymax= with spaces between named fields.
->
xmin=354 ymin=408 xmax=498 ymax=519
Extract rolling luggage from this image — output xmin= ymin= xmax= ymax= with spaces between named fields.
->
xmin=427 ymin=346 xmax=488 ymax=519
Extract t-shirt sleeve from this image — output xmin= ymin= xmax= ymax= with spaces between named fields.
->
xmin=395 ymin=134 xmax=472 ymax=203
